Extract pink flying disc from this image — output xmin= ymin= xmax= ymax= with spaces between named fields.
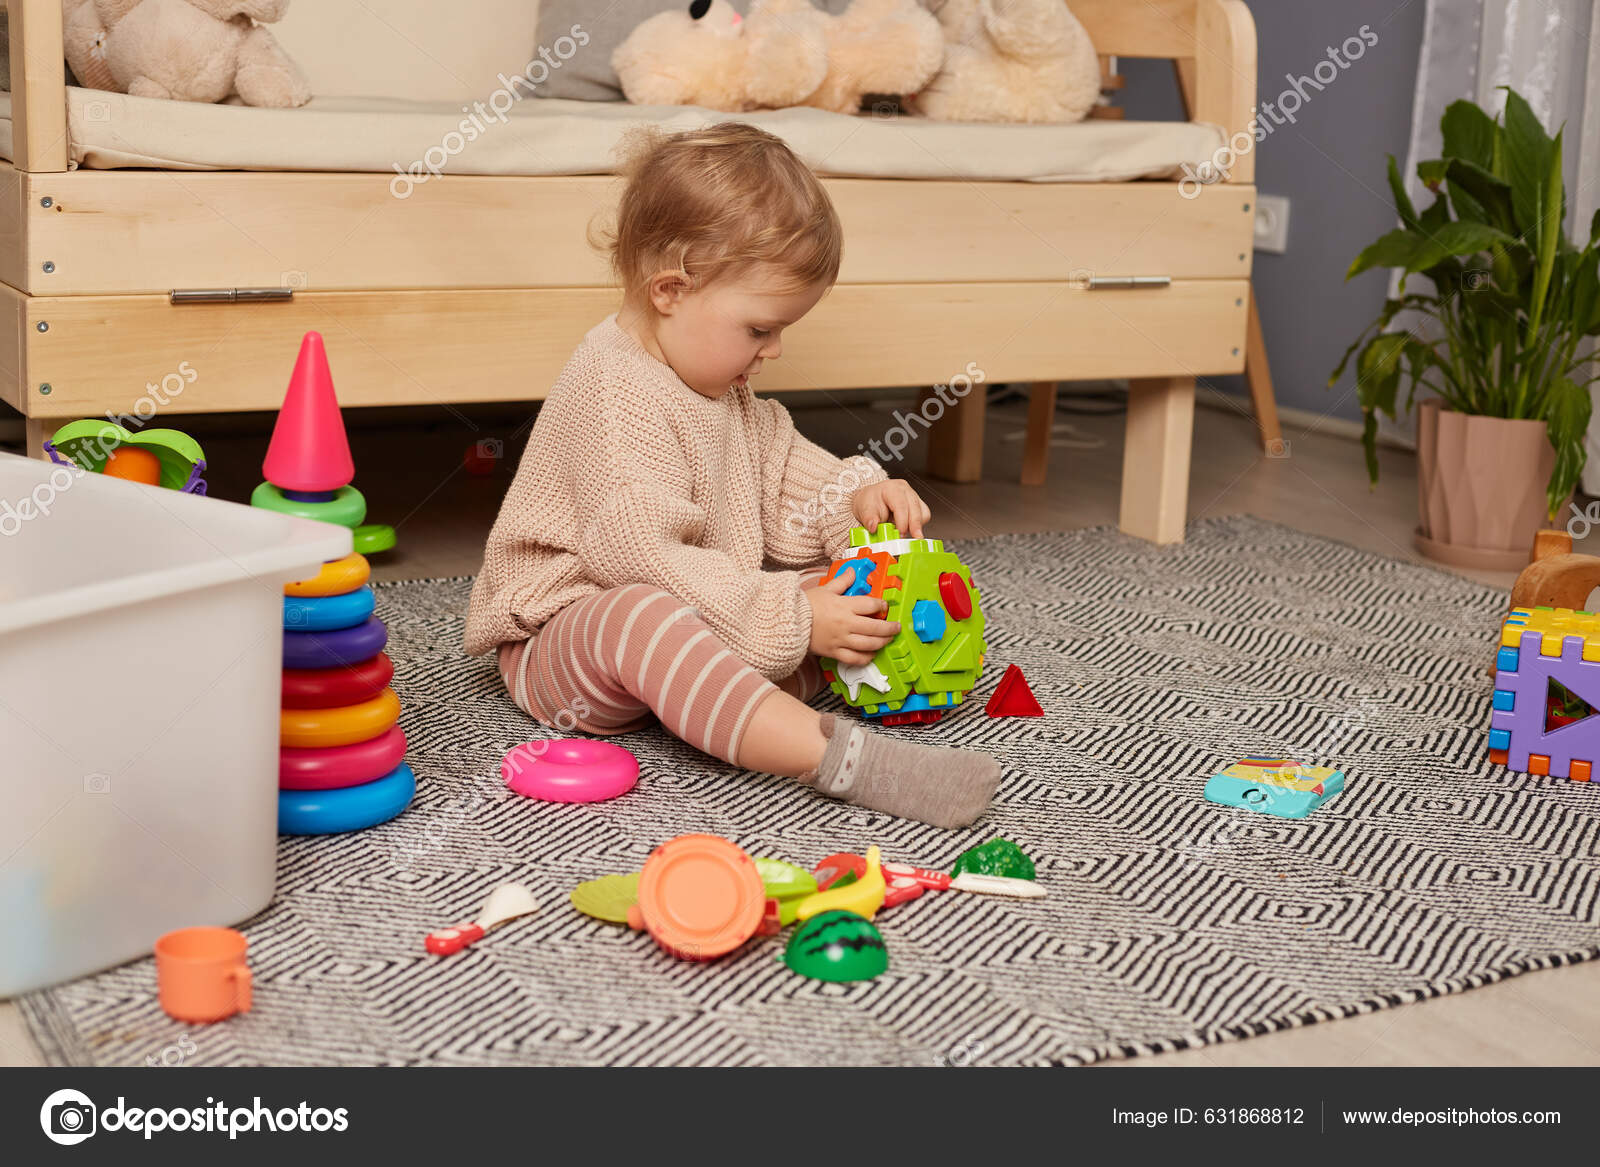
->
xmin=501 ymin=739 xmax=639 ymax=803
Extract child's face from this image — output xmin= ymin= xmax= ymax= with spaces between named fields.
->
xmin=652 ymin=268 xmax=828 ymax=400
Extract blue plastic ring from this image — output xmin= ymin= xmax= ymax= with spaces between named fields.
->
xmin=283 ymin=585 xmax=376 ymax=632
xmin=283 ymin=616 xmax=388 ymax=669
xmin=278 ymin=762 xmax=416 ymax=835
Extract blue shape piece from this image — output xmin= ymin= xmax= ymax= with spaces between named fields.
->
xmin=911 ymin=599 xmax=946 ymax=643
xmin=865 ymin=692 xmax=932 ymax=719
xmin=1492 ymin=689 xmax=1516 ymax=712
xmin=1488 ymin=727 xmax=1511 ymax=751
xmin=279 ymin=762 xmax=415 ymax=835
xmin=1496 ymin=646 xmax=1521 ymax=673
xmin=283 ymin=616 xmax=388 ymax=669
xmin=283 ymin=585 xmax=376 ymax=632
xmin=1203 ymin=767 xmax=1344 ymax=820
xmin=832 ymin=559 xmax=876 ymax=596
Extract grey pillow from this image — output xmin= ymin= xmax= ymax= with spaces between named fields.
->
xmin=533 ymin=0 xmax=855 ymax=102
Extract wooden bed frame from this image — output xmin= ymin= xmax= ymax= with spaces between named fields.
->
xmin=0 ymin=0 xmax=1256 ymax=544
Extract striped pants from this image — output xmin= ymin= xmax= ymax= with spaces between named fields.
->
xmin=496 ymin=573 xmax=829 ymax=767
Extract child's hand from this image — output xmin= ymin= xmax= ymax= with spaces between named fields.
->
xmin=853 ymin=479 xmax=932 ymax=538
xmin=806 ymin=570 xmax=900 ymax=666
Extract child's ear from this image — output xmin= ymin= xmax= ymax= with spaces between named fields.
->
xmin=646 ymin=269 xmax=695 ymax=316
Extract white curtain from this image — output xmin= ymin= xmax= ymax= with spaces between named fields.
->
xmin=1393 ymin=0 xmax=1599 ymax=479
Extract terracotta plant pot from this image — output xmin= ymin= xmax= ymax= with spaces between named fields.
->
xmin=1414 ymin=398 xmax=1566 ymax=571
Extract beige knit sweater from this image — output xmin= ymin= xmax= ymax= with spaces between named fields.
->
xmin=464 ymin=313 xmax=887 ymax=679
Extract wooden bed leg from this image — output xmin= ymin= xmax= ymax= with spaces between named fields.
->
xmin=1120 ymin=376 xmax=1195 ymax=544
xmin=1020 ymin=380 xmax=1058 ymax=486
xmin=1245 ymin=286 xmax=1283 ymax=452
xmin=25 ymin=417 xmax=60 ymax=460
xmin=924 ymin=382 xmax=985 ymax=483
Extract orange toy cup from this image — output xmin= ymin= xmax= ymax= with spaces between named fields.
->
xmin=154 ymin=927 xmax=252 ymax=1023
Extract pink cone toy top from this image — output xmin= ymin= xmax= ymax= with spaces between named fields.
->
xmin=262 ymin=331 xmax=355 ymax=492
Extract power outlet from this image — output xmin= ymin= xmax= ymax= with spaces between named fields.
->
xmin=1254 ymin=194 xmax=1291 ymax=254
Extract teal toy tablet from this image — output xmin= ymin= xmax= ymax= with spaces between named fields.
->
xmin=1203 ymin=758 xmax=1344 ymax=820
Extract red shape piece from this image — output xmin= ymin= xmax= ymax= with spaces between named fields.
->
xmin=263 ymin=331 xmax=356 ymax=492
xmin=939 ymin=571 xmax=973 ymax=620
xmin=985 ymin=663 xmax=1043 ymax=718
xmin=881 ymin=709 xmax=944 ymax=726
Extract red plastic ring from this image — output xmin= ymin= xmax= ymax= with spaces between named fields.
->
xmin=281 ymin=652 xmax=395 ymax=709
xmin=279 ymin=725 xmax=408 ymax=789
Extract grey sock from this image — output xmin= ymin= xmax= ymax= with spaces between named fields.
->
xmin=799 ymin=713 xmax=1001 ymax=829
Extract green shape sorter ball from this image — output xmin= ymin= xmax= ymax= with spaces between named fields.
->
xmin=820 ymin=523 xmax=986 ymax=725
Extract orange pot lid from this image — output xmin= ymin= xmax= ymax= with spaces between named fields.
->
xmin=634 ymin=835 xmax=765 ymax=960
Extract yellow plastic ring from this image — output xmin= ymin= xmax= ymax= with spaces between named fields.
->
xmin=284 ymin=553 xmax=372 ymax=598
xmin=280 ymin=688 xmax=401 ymax=748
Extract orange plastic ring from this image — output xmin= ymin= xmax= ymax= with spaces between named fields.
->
xmin=284 ymin=552 xmax=371 ymax=598
xmin=280 ymin=687 xmax=401 ymax=748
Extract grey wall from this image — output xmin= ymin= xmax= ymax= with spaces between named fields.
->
xmin=1121 ymin=0 xmax=1426 ymax=423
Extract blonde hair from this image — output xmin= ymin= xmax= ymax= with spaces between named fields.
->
xmin=592 ymin=122 xmax=843 ymax=312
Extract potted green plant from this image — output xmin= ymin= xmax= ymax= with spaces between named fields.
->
xmin=1332 ymin=88 xmax=1600 ymax=570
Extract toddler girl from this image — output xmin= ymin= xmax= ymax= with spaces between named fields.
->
xmin=465 ymin=122 xmax=999 ymax=828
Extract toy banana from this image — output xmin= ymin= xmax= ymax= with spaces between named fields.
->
xmin=794 ymin=845 xmax=886 ymax=923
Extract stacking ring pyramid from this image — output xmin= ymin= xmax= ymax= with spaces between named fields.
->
xmin=255 ymin=331 xmax=414 ymax=834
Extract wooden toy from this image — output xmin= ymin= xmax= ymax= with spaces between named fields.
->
xmin=1491 ymin=604 xmax=1600 ymax=781
xmin=819 ymin=523 xmax=986 ymax=725
xmin=984 ymin=663 xmax=1043 ymax=718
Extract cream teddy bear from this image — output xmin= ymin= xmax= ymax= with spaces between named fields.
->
xmin=612 ymin=0 xmax=828 ymax=112
xmin=613 ymin=0 xmax=943 ymax=116
xmin=62 ymin=0 xmax=311 ymax=108
xmin=910 ymin=0 xmax=1099 ymax=123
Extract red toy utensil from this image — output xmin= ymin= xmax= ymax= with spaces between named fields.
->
xmin=425 ymin=883 xmax=539 ymax=955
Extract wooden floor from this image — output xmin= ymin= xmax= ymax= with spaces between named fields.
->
xmin=4 ymin=386 xmax=1597 ymax=1067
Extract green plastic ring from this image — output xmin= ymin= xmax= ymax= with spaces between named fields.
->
xmin=352 ymin=523 xmax=397 ymax=555
xmin=251 ymin=482 xmax=367 ymax=529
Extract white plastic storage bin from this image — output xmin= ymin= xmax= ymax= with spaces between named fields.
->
xmin=0 ymin=452 xmax=351 ymax=996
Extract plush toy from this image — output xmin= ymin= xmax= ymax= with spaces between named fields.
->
xmin=612 ymin=0 xmax=943 ymax=115
xmin=771 ymin=0 xmax=944 ymax=115
xmin=62 ymin=0 xmax=311 ymax=108
xmin=909 ymin=0 xmax=1099 ymax=123
xmin=612 ymin=0 xmax=827 ymax=112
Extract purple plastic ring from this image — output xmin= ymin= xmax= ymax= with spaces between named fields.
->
xmin=283 ymin=616 xmax=389 ymax=670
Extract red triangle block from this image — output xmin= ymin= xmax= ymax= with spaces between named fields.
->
xmin=985 ymin=663 xmax=1043 ymax=718
xmin=262 ymin=331 xmax=355 ymax=492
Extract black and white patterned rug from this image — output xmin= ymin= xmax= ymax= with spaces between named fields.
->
xmin=21 ymin=516 xmax=1600 ymax=1066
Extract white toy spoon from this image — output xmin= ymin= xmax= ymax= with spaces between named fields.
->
xmin=425 ymin=883 xmax=539 ymax=955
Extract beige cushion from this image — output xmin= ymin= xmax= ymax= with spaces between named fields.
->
xmin=1 ymin=87 xmax=1227 ymax=184
xmin=272 ymin=0 xmax=545 ymax=104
